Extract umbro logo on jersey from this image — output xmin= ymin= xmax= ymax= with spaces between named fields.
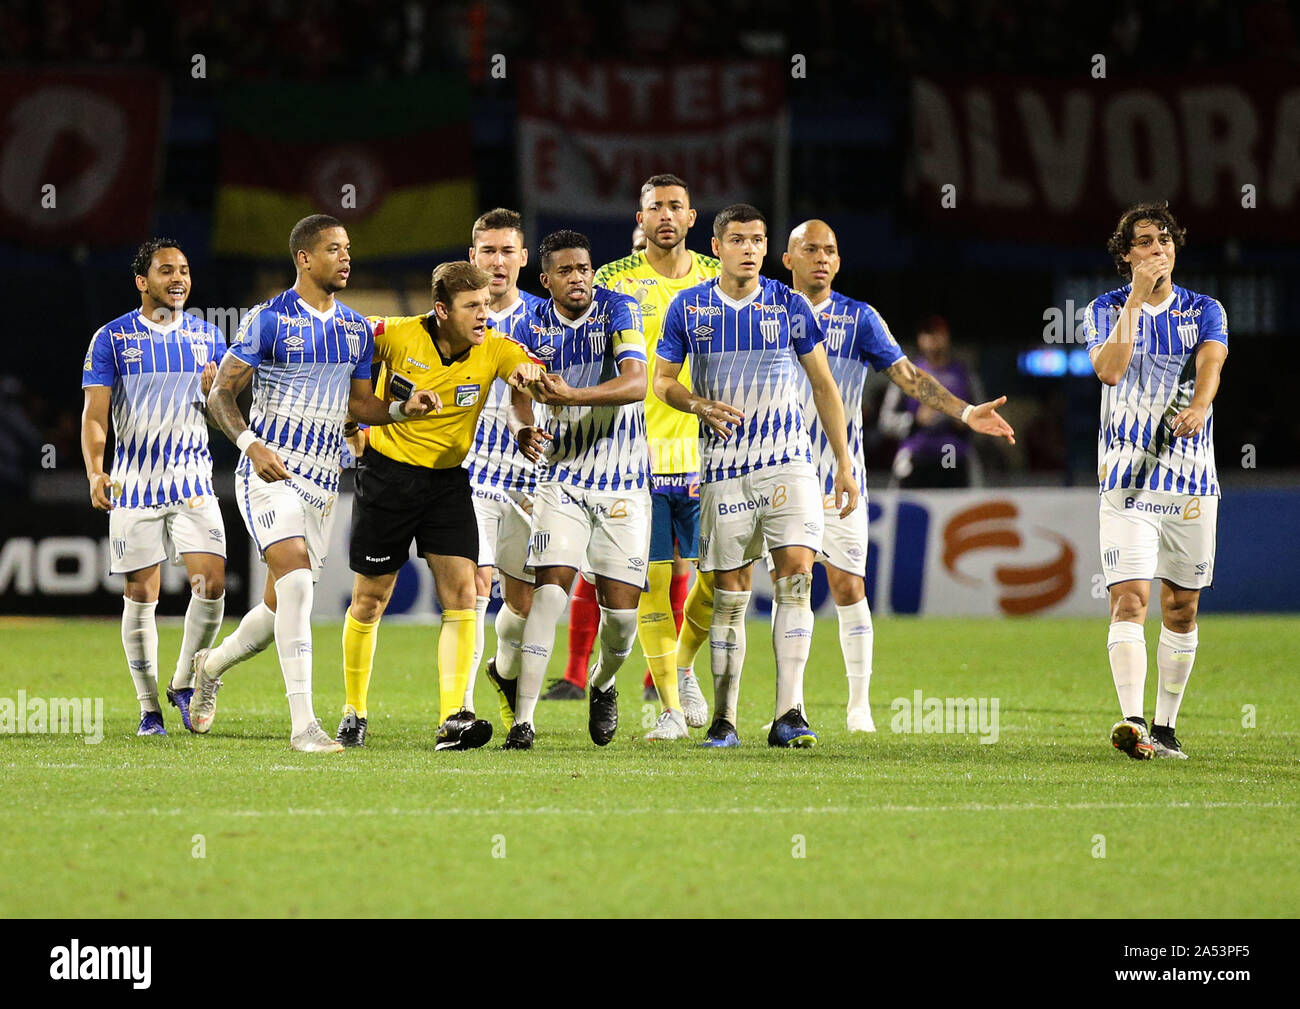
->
xmin=122 ymin=347 xmax=144 ymax=362
xmin=284 ymin=335 xmax=306 ymax=350
xmin=533 ymin=343 xmax=558 ymax=359
xmin=694 ymin=325 xmax=714 ymax=338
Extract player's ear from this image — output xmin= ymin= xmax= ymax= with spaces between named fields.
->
xmin=433 ymin=300 xmax=450 ymax=321
xmin=687 ymin=208 xmax=697 ymax=226
xmin=635 ymin=209 xmax=645 ymax=228
xmin=711 ymin=236 xmax=720 ymax=256
xmin=781 ymin=252 xmax=792 ymax=270
xmin=519 ymin=247 xmax=528 ymax=268
xmin=539 ymin=271 xmax=551 ymax=292
xmin=134 ymin=275 xmax=148 ymax=294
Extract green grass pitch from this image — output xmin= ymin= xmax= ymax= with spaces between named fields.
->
xmin=1 ymin=614 xmax=1296 ymax=918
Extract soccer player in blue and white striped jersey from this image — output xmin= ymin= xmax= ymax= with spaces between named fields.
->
xmin=783 ymin=220 xmax=1014 ymax=732
xmin=80 ymin=239 xmax=229 ymax=737
xmin=654 ymin=204 xmax=858 ymax=749
xmin=464 ymin=209 xmax=547 ymax=712
xmin=1086 ymin=203 xmax=1228 ymax=762
xmin=489 ymin=230 xmax=651 ymax=750
xmin=195 ymin=215 xmax=439 ymax=753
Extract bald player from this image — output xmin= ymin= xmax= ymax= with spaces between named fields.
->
xmin=783 ymin=220 xmax=1016 ymax=730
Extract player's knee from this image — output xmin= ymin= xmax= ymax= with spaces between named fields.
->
xmin=192 ymin=568 xmax=225 ymax=599
xmin=1164 ymin=596 xmax=1199 ymax=633
xmin=774 ymin=572 xmax=813 ymax=608
xmin=350 ymin=581 xmax=393 ymax=623
xmin=474 ymin=566 xmax=493 ymax=597
xmin=1109 ymin=588 xmax=1147 ymax=622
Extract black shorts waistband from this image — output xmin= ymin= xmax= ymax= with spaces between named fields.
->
xmin=362 ymin=446 xmax=466 ymax=481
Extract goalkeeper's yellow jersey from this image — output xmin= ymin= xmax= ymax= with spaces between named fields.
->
xmin=593 ymin=249 xmax=719 ymax=475
xmin=366 ymin=314 xmax=537 ymax=470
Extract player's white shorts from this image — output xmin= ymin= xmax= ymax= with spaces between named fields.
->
xmin=699 ymin=464 xmax=823 ymax=573
xmin=472 ymin=486 xmax=534 ymax=584
xmin=108 ymin=495 xmax=226 ymax=575
xmin=527 ymin=482 xmax=650 ymax=587
xmin=236 ymin=472 xmax=337 ymax=582
xmin=1099 ymin=488 xmax=1218 ymax=590
xmin=818 ymin=491 xmax=869 ymax=576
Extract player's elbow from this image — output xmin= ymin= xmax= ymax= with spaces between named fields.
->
xmin=1094 ymin=367 xmax=1121 ymax=387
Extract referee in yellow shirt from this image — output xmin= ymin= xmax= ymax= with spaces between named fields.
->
xmin=337 ymin=262 xmax=543 ymax=749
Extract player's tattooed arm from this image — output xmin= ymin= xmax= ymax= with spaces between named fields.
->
xmin=885 ymin=358 xmax=1015 ymax=444
xmin=80 ymin=386 xmax=113 ymax=510
xmin=208 ymin=355 xmax=291 ymax=482
xmin=651 ymin=357 xmax=744 ymax=440
xmin=798 ymin=344 xmax=860 ymax=517
xmin=1170 ymin=340 xmax=1227 ymax=438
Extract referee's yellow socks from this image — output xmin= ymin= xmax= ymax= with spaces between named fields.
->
xmin=342 ymin=610 xmax=380 ymax=717
xmin=675 ymin=569 xmax=714 ymax=672
xmin=438 ymin=609 xmax=477 ymax=723
xmin=638 ymin=561 xmax=681 ymax=711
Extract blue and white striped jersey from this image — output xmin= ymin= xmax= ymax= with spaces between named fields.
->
xmin=227 ymin=289 xmax=374 ymax=496
xmin=464 ymin=291 xmax=547 ymax=494
xmin=658 ymin=276 xmax=824 ymax=482
xmin=1085 ymin=284 xmax=1228 ymax=496
xmin=81 ymin=310 xmax=228 ymax=508
xmin=529 ymin=287 xmax=649 ymax=492
xmin=797 ymin=293 xmax=905 ymax=495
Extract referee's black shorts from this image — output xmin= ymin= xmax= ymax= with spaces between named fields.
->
xmin=349 ymin=447 xmax=479 ymax=575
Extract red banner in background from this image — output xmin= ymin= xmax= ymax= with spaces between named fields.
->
xmin=517 ymin=61 xmax=789 ymax=218
xmin=910 ymin=70 xmax=1300 ymax=240
xmin=0 ymin=69 xmax=163 ymax=246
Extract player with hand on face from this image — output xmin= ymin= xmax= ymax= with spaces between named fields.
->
xmin=655 ymin=204 xmax=856 ymax=749
xmin=196 ymin=215 xmax=440 ymax=753
xmin=489 ymin=230 xmax=651 ymax=751
xmin=783 ymin=220 xmax=1014 ymax=731
xmin=1087 ymin=202 xmax=1228 ymax=761
xmin=80 ymin=239 xmax=228 ymax=736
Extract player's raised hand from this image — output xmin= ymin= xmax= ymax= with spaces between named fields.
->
xmin=1169 ymin=404 xmax=1207 ymax=439
xmin=508 ymin=362 xmax=544 ymax=389
xmin=515 ymin=425 xmax=553 ymax=463
xmin=1130 ymin=256 xmax=1170 ymax=302
xmin=833 ymin=469 xmax=860 ymax=518
xmin=247 ymin=441 xmax=292 ymax=482
xmin=528 ymin=372 xmax=578 ymax=406
xmin=200 ymin=361 xmax=218 ymax=397
xmin=88 ymin=472 xmax=114 ymax=511
xmin=966 ymin=396 xmax=1016 ymax=444
xmin=402 ymin=389 xmax=442 ymax=416
xmin=696 ymin=399 xmax=745 ymax=441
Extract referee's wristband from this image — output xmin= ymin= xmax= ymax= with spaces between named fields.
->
xmin=388 ymin=400 xmax=409 ymax=423
xmin=960 ymin=404 xmax=974 ymax=424
xmin=235 ymin=429 xmax=261 ymax=454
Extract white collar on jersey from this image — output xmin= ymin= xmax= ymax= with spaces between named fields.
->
xmin=1140 ymin=290 xmax=1177 ymax=315
xmin=489 ymin=297 xmax=524 ymax=325
xmin=810 ymin=295 xmax=834 ymax=314
xmin=554 ymin=301 xmax=596 ymax=330
xmin=296 ymin=296 xmax=337 ymax=322
xmin=713 ymin=283 xmax=761 ymax=311
xmin=135 ymin=310 xmax=186 ymax=334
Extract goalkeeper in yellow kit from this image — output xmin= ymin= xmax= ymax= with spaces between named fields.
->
xmin=585 ymin=173 xmax=720 ymax=739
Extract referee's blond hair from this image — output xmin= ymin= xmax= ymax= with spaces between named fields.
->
xmin=432 ymin=261 xmax=491 ymax=308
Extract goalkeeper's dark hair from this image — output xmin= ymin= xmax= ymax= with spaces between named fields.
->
xmin=1107 ymin=202 xmax=1186 ymax=278
xmin=471 ymin=208 xmax=525 ymax=246
xmin=640 ymin=174 xmax=690 ymax=204
xmin=289 ymin=214 xmax=345 ymax=264
xmin=538 ymin=229 xmax=591 ymax=270
xmin=713 ymin=203 xmax=767 ymax=241
xmin=131 ymin=238 xmax=184 ymax=278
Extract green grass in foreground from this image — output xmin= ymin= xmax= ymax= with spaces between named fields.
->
xmin=0 ymin=615 xmax=1296 ymax=918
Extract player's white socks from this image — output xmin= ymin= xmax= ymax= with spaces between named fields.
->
xmin=273 ymin=569 xmax=317 ymax=736
xmin=837 ymin=599 xmax=874 ymax=712
xmin=773 ymin=574 xmax=814 ymax=716
xmin=205 ymin=602 xmax=276 ymax=676
xmin=121 ymin=597 xmax=160 ymax=713
xmin=1107 ymin=620 xmax=1147 ymax=720
xmin=514 ymin=583 xmax=569 ymax=726
xmin=172 ymin=592 xmax=225 ymax=689
xmin=464 ymin=595 xmax=491 ymax=710
xmin=589 ymin=606 xmax=638 ymax=693
xmin=710 ymin=589 xmax=751 ymax=724
xmin=1155 ymin=624 xmax=1198 ymax=728
xmin=493 ymin=603 xmax=528 ymax=682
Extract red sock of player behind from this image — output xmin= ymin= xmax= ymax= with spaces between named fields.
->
xmin=670 ymin=573 xmax=689 ymax=634
xmin=566 ymin=577 xmax=599 ymax=689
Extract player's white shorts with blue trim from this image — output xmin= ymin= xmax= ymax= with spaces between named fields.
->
xmin=699 ymin=464 xmax=823 ymax=573
xmin=472 ymin=485 xmax=534 ymax=584
xmin=1099 ymin=488 xmax=1217 ymax=590
xmin=108 ymin=495 xmax=226 ymax=575
xmin=527 ymin=482 xmax=650 ymax=587
xmin=818 ymin=490 xmax=869 ymax=576
xmin=236 ymin=471 xmax=337 ymax=582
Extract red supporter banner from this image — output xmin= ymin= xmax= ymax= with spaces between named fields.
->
xmin=910 ymin=70 xmax=1300 ymax=239
xmin=517 ymin=61 xmax=788 ymax=217
xmin=0 ymin=69 xmax=164 ymax=246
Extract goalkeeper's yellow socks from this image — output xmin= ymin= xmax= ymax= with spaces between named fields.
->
xmin=438 ymin=609 xmax=477 ymax=723
xmin=342 ymin=609 xmax=380 ymax=717
xmin=675 ymin=568 xmax=714 ymax=674
xmin=638 ymin=561 xmax=681 ymax=711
